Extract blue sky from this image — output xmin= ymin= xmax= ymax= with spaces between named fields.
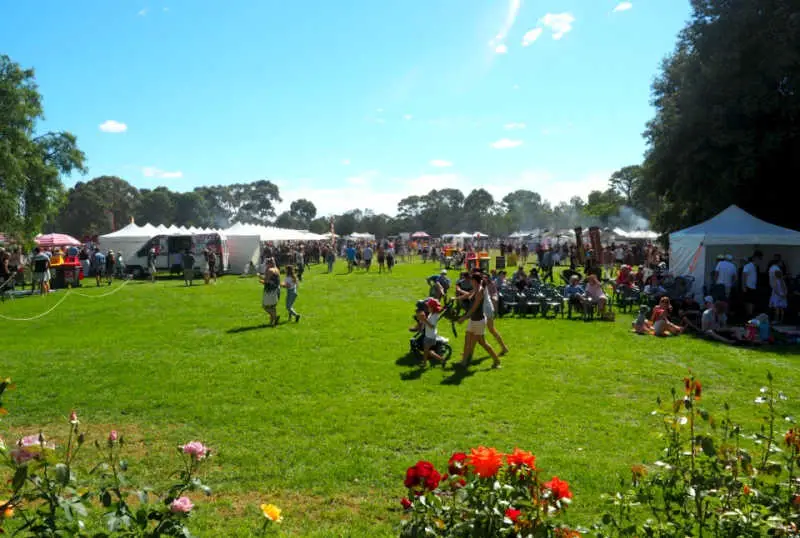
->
xmin=2 ymin=0 xmax=690 ymax=217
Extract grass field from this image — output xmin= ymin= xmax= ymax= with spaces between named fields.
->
xmin=2 ymin=259 xmax=799 ymax=536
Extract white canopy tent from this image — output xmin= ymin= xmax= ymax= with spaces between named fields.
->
xmin=347 ymin=232 xmax=375 ymax=241
xmin=669 ymin=205 xmax=800 ymax=294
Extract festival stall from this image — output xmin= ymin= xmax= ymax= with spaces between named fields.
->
xmin=669 ymin=205 xmax=800 ymax=294
xmin=34 ymin=233 xmax=83 ymax=288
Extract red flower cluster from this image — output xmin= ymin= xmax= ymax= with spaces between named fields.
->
xmin=785 ymin=429 xmax=800 ymax=451
xmin=684 ymin=377 xmax=702 ymax=400
xmin=448 ymin=452 xmax=467 ymax=475
xmin=404 ymin=461 xmax=441 ymax=493
xmin=505 ymin=508 xmax=521 ymax=522
xmin=468 ymin=446 xmax=504 ymax=478
xmin=544 ymin=477 xmax=573 ymax=501
xmin=400 ymin=497 xmax=412 ymax=510
xmin=506 ymin=447 xmax=536 ymax=469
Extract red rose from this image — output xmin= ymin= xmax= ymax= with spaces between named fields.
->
xmin=401 ymin=497 xmax=412 ymax=510
xmin=544 ymin=476 xmax=573 ymax=500
xmin=505 ymin=508 xmax=521 ymax=522
xmin=448 ymin=452 xmax=468 ymax=475
xmin=404 ymin=461 xmax=441 ymax=492
xmin=506 ymin=447 xmax=536 ymax=469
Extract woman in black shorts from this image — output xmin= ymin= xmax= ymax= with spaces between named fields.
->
xmin=377 ymin=245 xmax=386 ymax=273
xmin=457 ymin=272 xmax=501 ymax=369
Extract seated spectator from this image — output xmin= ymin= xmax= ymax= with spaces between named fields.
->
xmin=512 ymin=266 xmax=528 ymax=291
xmin=564 ymin=275 xmax=584 ymax=300
xmin=584 ymin=274 xmax=608 ymax=314
xmin=700 ymin=300 xmax=735 ymax=343
xmin=616 ymin=265 xmax=632 ymax=287
xmin=651 ymin=296 xmax=683 ymax=336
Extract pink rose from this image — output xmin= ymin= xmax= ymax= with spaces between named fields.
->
xmin=108 ymin=430 xmax=119 ymax=442
xmin=170 ymin=496 xmax=194 ymax=514
xmin=181 ymin=441 xmax=209 ymax=461
xmin=69 ymin=410 xmax=79 ymax=424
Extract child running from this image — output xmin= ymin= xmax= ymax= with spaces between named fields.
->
xmin=259 ymin=258 xmax=281 ymax=326
xmin=282 ymin=265 xmax=301 ymax=322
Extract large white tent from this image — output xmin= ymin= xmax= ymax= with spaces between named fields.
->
xmin=669 ymin=205 xmax=800 ymax=294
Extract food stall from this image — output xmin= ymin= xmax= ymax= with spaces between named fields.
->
xmin=35 ymin=233 xmax=84 ymax=289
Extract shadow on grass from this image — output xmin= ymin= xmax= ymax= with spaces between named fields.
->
xmin=440 ymin=357 xmax=490 ymax=386
xmin=226 ymin=323 xmax=272 ymax=334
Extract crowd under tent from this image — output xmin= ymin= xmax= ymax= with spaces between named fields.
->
xmin=669 ymin=205 xmax=800 ymax=295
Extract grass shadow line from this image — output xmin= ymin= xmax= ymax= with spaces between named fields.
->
xmin=226 ymin=323 xmax=271 ymax=334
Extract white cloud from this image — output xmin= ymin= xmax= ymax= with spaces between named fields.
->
xmin=142 ymin=167 xmax=183 ymax=179
xmin=406 ymin=173 xmax=461 ymax=193
xmin=488 ymin=0 xmax=520 ymax=54
xmin=540 ymin=12 xmax=575 ymax=40
xmin=341 ymin=159 xmax=351 ymax=166
xmin=504 ymin=122 xmax=526 ymax=130
xmin=613 ymin=2 xmax=633 ymax=12
xmin=99 ymin=120 xmax=127 ymax=133
xmin=430 ymin=159 xmax=453 ymax=168
xmin=522 ymin=28 xmax=543 ymax=46
xmin=403 ymin=114 xmax=413 ymax=120
xmin=512 ymin=84 xmax=520 ymax=90
xmin=490 ymin=138 xmax=523 ymax=149
xmin=137 ymin=8 xmax=147 ymax=16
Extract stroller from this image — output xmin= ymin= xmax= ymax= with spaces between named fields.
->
xmin=409 ymin=298 xmax=457 ymax=363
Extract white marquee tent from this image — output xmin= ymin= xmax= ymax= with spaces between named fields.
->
xmin=669 ymin=205 xmax=800 ymax=294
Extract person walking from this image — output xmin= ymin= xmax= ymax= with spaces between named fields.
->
xmin=386 ymin=243 xmax=395 ymax=273
xmin=182 ymin=248 xmax=196 ymax=287
xmin=148 ymin=247 xmax=158 ymax=283
xmin=325 ymin=247 xmax=336 ymax=273
xmin=377 ymin=244 xmax=386 ymax=274
xmin=105 ymin=249 xmax=116 ymax=286
xmin=207 ymin=248 xmax=218 ymax=284
xmin=93 ymin=248 xmax=106 ymax=287
xmin=363 ymin=243 xmax=373 ymax=272
xmin=457 ymin=272 xmax=501 ymax=369
xmin=282 ymin=265 xmax=301 ymax=322
xmin=769 ymin=269 xmax=788 ymax=324
xmin=259 ymin=258 xmax=281 ymax=326
xmin=482 ymin=273 xmax=510 ymax=355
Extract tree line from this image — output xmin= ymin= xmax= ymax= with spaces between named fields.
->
xmin=3 ymin=0 xmax=798 ymax=242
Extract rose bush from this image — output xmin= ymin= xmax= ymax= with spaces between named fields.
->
xmin=0 ymin=377 xmax=214 ymax=537
xmin=399 ymin=446 xmax=581 ymax=537
xmin=593 ymin=372 xmax=800 ymax=537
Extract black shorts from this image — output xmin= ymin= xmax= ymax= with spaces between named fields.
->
xmin=364 ymin=259 xmax=372 ymax=267
xmin=743 ymin=288 xmax=757 ymax=303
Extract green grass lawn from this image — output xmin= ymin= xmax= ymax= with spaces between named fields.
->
xmin=2 ymin=260 xmax=799 ymax=536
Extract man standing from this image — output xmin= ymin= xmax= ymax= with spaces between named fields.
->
xmin=182 ymin=248 xmax=196 ymax=287
xmin=31 ymin=248 xmax=51 ymax=295
xmin=714 ymin=253 xmax=737 ymax=299
xmin=362 ymin=243 xmax=373 ymax=272
xmin=345 ymin=243 xmax=356 ymax=273
xmin=93 ymin=248 xmax=106 ymax=287
xmin=148 ymin=247 xmax=158 ymax=283
xmin=105 ymin=249 xmax=116 ymax=286
xmin=741 ymin=250 xmax=762 ymax=317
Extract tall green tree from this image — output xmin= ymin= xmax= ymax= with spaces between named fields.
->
xmin=608 ymin=165 xmax=642 ymax=205
xmin=289 ymin=198 xmax=317 ymax=227
xmin=0 ymin=55 xmax=86 ymax=240
xmin=57 ymin=176 xmax=139 ymax=236
xmin=136 ymin=187 xmax=176 ymax=226
xmin=229 ymin=180 xmax=282 ymax=225
xmin=584 ymin=189 xmax=625 ymax=227
xmin=463 ymin=188 xmax=494 ymax=231
xmin=644 ymin=0 xmax=800 ymax=232
xmin=173 ymin=191 xmax=212 ymax=227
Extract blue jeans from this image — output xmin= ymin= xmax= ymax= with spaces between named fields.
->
xmin=286 ymin=288 xmax=299 ymax=316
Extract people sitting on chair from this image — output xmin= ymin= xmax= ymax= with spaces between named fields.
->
xmin=584 ymin=274 xmax=608 ymax=314
xmin=512 ymin=266 xmax=528 ymax=292
xmin=564 ymin=274 xmax=585 ymax=310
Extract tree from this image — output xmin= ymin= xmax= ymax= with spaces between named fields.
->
xmin=57 ymin=176 xmax=139 ymax=236
xmin=274 ymin=211 xmax=303 ymax=229
xmin=608 ymin=165 xmax=643 ymax=205
xmin=229 ymin=180 xmax=282 ymax=225
xmin=584 ymin=189 xmax=625 ymax=227
xmin=0 ymin=55 xmax=86 ymax=240
xmin=643 ymin=0 xmax=800 ymax=232
xmin=289 ymin=199 xmax=317 ymax=226
xmin=173 ymin=191 xmax=212 ymax=227
xmin=463 ymin=188 xmax=494 ymax=231
xmin=136 ymin=187 xmax=176 ymax=226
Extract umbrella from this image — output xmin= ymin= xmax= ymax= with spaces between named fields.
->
xmin=473 ymin=232 xmax=488 ymax=238
xmin=35 ymin=233 xmax=81 ymax=247
xmin=411 ymin=231 xmax=430 ymax=238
